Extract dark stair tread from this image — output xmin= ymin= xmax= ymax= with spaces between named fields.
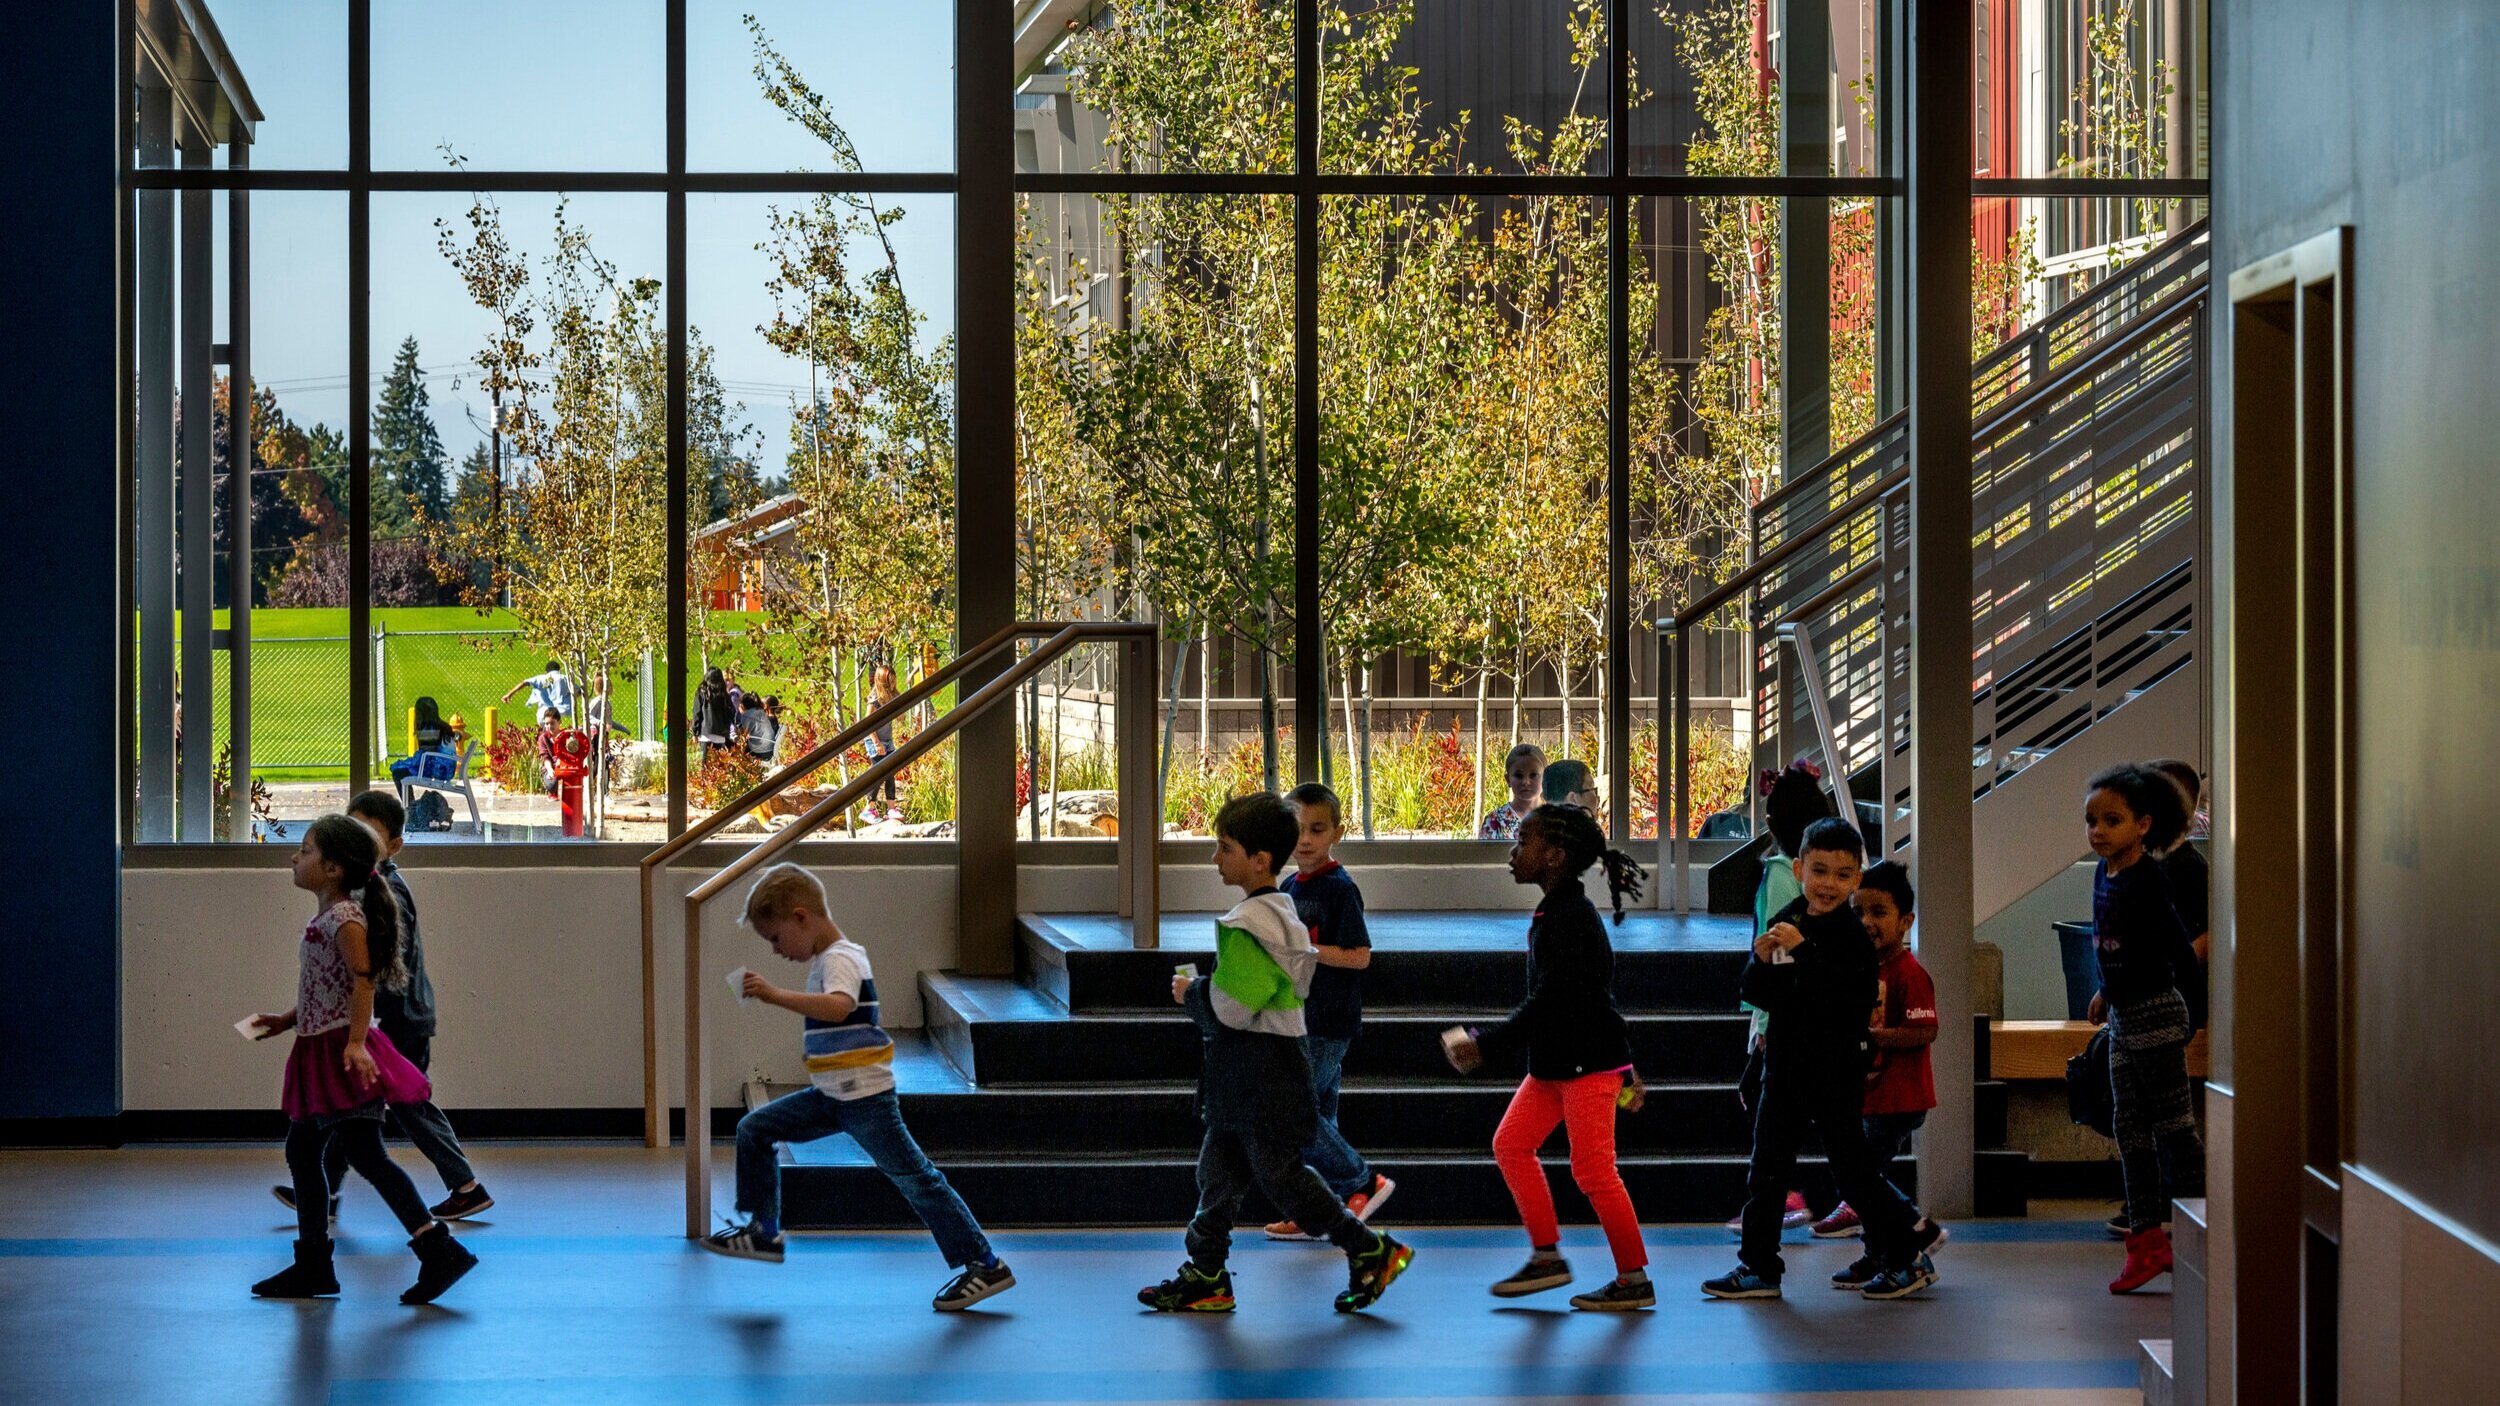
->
xmin=1023 ymin=910 xmax=1755 ymax=954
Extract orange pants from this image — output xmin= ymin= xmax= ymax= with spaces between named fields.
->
xmin=1491 ymin=1071 xmax=1648 ymax=1273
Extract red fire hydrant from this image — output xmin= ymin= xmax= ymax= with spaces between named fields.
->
xmin=548 ymin=727 xmax=593 ymax=838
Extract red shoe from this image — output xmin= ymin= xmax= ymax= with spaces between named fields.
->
xmin=2109 ymin=1226 xmax=2174 ymax=1293
xmin=1782 ymin=1191 xmax=1813 ymax=1229
xmin=1347 ymin=1174 xmax=1397 ymax=1224
xmin=1809 ymin=1202 xmax=1862 ymax=1238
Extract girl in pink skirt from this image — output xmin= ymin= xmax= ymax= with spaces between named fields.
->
xmin=245 ymin=815 xmax=479 ymax=1304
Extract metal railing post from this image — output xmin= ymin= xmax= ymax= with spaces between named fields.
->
xmin=683 ymin=889 xmax=709 ymax=1236
xmin=1665 ymin=618 xmax=1691 ymax=914
xmin=1121 ymin=626 xmax=1159 ymax=947
xmin=1780 ymin=618 xmax=1857 ymax=825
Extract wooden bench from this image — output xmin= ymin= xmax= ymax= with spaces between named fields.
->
xmin=1989 ymin=1019 xmax=2210 ymax=1081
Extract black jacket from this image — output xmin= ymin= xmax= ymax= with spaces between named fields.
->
xmin=1181 ymin=977 xmax=1318 ymax=1142
xmin=1738 ymin=897 xmax=1875 ymax=1074
xmin=1474 ymin=877 xmax=1634 ymax=1080
xmin=374 ymin=862 xmax=436 ymax=1042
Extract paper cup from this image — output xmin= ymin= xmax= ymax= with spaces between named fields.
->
xmin=1173 ymin=963 xmax=1198 ymax=981
xmin=726 ymin=966 xmax=751 ymax=1001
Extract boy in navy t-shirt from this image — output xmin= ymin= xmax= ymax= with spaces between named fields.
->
xmin=1264 ymin=783 xmax=1396 ymax=1240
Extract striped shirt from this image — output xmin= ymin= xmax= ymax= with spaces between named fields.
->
xmin=803 ymin=939 xmax=896 ymax=1101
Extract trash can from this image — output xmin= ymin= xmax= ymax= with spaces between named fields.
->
xmin=2053 ymin=920 xmax=2101 ymax=1020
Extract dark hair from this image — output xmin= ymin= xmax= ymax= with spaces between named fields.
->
xmin=1519 ymin=803 xmax=1648 ymax=923
xmin=1764 ymin=763 xmax=1833 ymax=857
xmin=2148 ymin=757 xmax=2202 ymax=809
xmin=1541 ymin=758 xmax=1595 ymax=805
xmin=1286 ymin=781 xmax=1343 ymax=826
xmin=1858 ymin=859 xmax=1915 ymax=914
xmin=347 ymin=788 xmax=407 ymax=840
xmin=2086 ymin=762 xmax=2189 ymax=851
xmin=306 ymin=813 xmax=408 ymax=992
xmin=1213 ymin=792 xmax=1299 ymax=875
xmin=545 ymin=659 xmax=562 ymax=672
xmin=1798 ymin=815 xmax=1865 ymax=863
xmin=411 ymin=695 xmax=446 ymax=735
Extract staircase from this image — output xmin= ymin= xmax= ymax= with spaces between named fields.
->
xmin=1677 ymin=219 xmax=2213 ymax=928
xmin=779 ymin=910 xmax=2025 ymax=1228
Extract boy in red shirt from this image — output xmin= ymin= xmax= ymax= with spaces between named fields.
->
xmin=1811 ymin=861 xmax=1938 ymax=1255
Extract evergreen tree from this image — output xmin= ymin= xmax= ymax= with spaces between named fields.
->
xmin=450 ymin=442 xmax=498 ymax=536
xmin=373 ymin=334 xmax=449 ymax=530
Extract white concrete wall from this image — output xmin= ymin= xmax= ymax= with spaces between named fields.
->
xmin=119 ymin=849 xmax=1619 ymax=1113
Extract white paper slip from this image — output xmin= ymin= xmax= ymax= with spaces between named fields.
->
xmin=726 ymin=966 xmax=752 ymax=1002
xmin=234 ymin=1015 xmax=264 ymax=1041
xmin=1173 ymin=963 xmax=1198 ymax=980
xmin=1440 ymin=1025 xmax=1471 ymax=1056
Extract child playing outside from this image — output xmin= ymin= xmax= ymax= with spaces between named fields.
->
xmin=1265 ymin=783 xmax=1394 ymax=1240
xmin=1704 ymin=818 xmax=1945 ymax=1302
xmin=2085 ymin=763 xmax=2206 ymax=1293
xmin=1144 ymin=792 xmax=1414 ymax=1314
xmin=244 ymin=815 xmax=479 ymax=1304
xmin=274 ymin=792 xmax=492 ymax=1226
xmin=1810 ymin=861 xmax=1937 ymax=1265
xmin=864 ymin=665 xmax=903 ymax=821
xmin=704 ymin=864 xmax=1015 ymax=1312
xmin=1477 ymin=743 xmax=1547 ymax=840
xmin=1727 ymin=763 xmax=1829 ymax=1235
xmin=1445 ymin=804 xmax=1655 ymax=1311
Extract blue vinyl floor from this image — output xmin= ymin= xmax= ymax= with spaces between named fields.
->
xmin=0 ymin=1145 xmax=2164 ymax=1406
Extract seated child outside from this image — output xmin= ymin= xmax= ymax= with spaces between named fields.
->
xmin=1143 ymin=791 xmax=1415 ymax=1314
xmin=704 ymin=863 xmax=1016 ymax=1313
xmin=1808 ymin=860 xmax=1937 ymax=1254
xmin=1703 ymin=818 xmax=1947 ymax=1302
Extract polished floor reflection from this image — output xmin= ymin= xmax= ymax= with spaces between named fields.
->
xmin=0 ymin=1146 xmax=2163 ymax=1404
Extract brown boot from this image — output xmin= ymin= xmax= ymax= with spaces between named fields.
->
xmin=2108 ymin=1225 xmax=2173 ymax=1294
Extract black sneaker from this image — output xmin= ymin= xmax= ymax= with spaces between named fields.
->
xmin=2106 ymin=1211 xmax=2130 ymax=1239
xmin=1138 ymin=1262 xmax=1234 ymax=1312
xmin=1489 ymin=1253 xmax=1574 ymax=1298
xmin=271 ymin=1184 xmax=341 ymax=1222
xmin=1700 ymin=1265 xmax=1782 ymax=1300
xmin=1568 ymin=1275 xmax=1657 ymax=1311
xmin=1859 ymin=1253 xmax=1937 ymax=1300
xmin=1830 ymin=1254 xmax=1883 ymax=1290
xmin=933 ymin=1259 xmax=1016 ymax=1312
xmin=1906 ymin=1217 xmax=1950 ymax=1257
xmin=700 ymin=1219 xmax=786 ymax=1264
xmin=1334 ymin=1231 xmax=1414 ymax=1312
xmin=429 ymin=1184 xmax=494 ymax=1221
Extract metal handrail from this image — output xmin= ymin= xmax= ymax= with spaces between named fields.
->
xmin=1748 ymin=410 xmax=1909 ymax=532
xmin=1970 ymin=217 xmax=2210 ymax=385
xmin=638 ymin=619 xmax=1045 ymax=1146
xmin=675 ymin=621 xmax=1160 ymax=1234
xmin=1970 ymin=282 xmax=2208 ymax=441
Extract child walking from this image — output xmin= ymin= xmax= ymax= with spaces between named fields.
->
xmin=1143 ymin=792 xmax=1414 ymax=1314
xmin=1810 ymin=861 xmax=1939 ymax=1274
xmin=1477 ymin=743 xmax=1547 ymax=840
xmin=1445 ymin=804 xmax=1655 ymax=1311
xmin=274 ymin=791 xmax=493 ymax=1226
xmin=2085 ymin=763 xmax=2206 ymax=1293
xmin=1727 ymin=763 xmax=1829 ymax=1235
xmin=1265 ymin=783 xmax=1394 ymax=1240
xmin=704 ymin=864 xmax=1015 ymax=1312
xmin=245 ymin=815 xmax=479 ymax=1304
xmin=1703 ymin=818 xmax=1945 ymax=1302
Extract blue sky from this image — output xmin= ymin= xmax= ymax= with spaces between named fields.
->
xmin=208 ymin=1 xmax=958 ymax=484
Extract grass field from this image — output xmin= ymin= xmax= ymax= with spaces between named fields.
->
xmin=170 ymin=607 xmax=810 ymax=781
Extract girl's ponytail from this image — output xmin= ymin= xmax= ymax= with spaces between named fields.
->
xmin=307 ymin=813 xmax=408 ymax=992
xmin=1523 ymin=803 xmax=1650 ymax=924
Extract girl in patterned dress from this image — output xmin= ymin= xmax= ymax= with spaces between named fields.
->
xmin=245 ymin=815 xmax=479 ymax=1304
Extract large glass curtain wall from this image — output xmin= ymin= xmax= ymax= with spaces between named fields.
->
xmin=124 ymin=0 xmax=2203 ymax=847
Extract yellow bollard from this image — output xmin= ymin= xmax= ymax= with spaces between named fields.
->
xmin=406 ymin=707 xmax=417 ymax=758
xmin=484 ymin=706 xmax=498 ymax=747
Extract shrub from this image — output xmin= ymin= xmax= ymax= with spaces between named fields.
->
xmin=691 ymin=744 xmax=764 ymax=812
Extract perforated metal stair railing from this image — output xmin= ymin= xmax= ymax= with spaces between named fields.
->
xmin=1663 ymin=220 xmax=2210 ymax=910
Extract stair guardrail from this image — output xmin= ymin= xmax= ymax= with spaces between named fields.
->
xmin=639 ymin=622 xmax=1158 ymax=1175
xmin=1659 ymin=219 xmax=2212 ymax=911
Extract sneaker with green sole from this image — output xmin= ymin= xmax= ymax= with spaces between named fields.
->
xmin=1333 ymin=1232 xmax=1414 ymax=1312
xmin=1138 ymin=1262 xmax=1234 ymax=1312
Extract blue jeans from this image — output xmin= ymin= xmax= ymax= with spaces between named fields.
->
xmin=1301 ymin=1034 xmax=1373 ymax=1199
xmin=1861 ymin=1108 xmax=1926 ymax=1185
xmin=734 ymin=1088 xmax=994 ymax=1268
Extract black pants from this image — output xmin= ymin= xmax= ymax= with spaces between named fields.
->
xmin=286 ymin=1118 xmax=432 ymax=1244
xmin=1739 ymin=1063 xmax=1922 ymax=1277
xmin=320 ymin=1033 xmax=476 ymax=1195
xmin=1185 ymin=1128 xmax=1371 ymax=1270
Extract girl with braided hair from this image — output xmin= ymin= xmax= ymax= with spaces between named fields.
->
xmin=1445 ymin=804 xmax=1655 ymax=1310
xmin=242 ymin=814 xmax=479 ymax=1305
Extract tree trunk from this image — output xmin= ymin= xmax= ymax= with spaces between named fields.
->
xmin=1471 ymin=653 xmax=1490 ymax=830
xmin=1157 ymin=620 xmax=1191 ymax=832
xmin=1197 ymin=628 xmax=1212 ymax=763
xmin=1359 ymin=660 xmax=1377 ymax=840
xmin=1339 ymin=651 xmax=1360 ymax=803
xmin=1559 ymin=642 xmax=1573 ymax=759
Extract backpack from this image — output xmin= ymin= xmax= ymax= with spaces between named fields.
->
xmin=2066 ymin=1026 xmax=2115 ymax=1137
xmin=409 ymin=790 xmax=455 ymax=832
